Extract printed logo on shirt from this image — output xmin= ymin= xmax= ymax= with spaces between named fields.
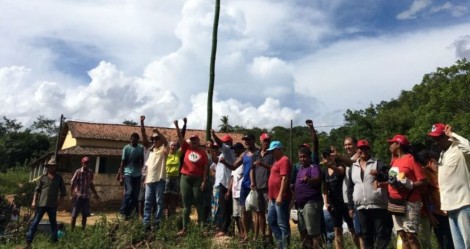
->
xmin=188 ymin=151 xmax=201 ymax=163
xmin=389 ymin=167 xmax=399 ymax=177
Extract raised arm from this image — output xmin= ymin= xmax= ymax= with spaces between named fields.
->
xmin=211 ymin=129 xmax=223 ymax=146
xmin=306 ymin=119 xmax=319 ymax=160
xmin=174 ymin=120 xmax=185 ymax=146
xmin=181 ymin=117 xmax=187 ymax=138
xmin=140 ymin=116 xmax=151 ymax=149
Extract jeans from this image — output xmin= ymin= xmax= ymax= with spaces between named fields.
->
xmin=433 ymin=214 xmax=454 ymax=249
xmin=26 ymin=206 xmax=58 ymax=243
xmin=448 ymin=205 xmax=470 ymax=249
xmin=267 ymin=199 xmax=291 ymax=249
xmin=143 ymin=180 xmax=165 ymax=226
xmin=212 ymin=184 xmax=232 ymax=233
xmin=119 ymin=175 xmax=141 ymax=217
xmin=357 ymin=208 xmax=393 ymax=249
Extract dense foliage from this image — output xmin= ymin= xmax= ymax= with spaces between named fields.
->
xmin=328 ymin=59 xmax=470 ymax=162
xmin=0 ymin=116 xmax=57 ymax=172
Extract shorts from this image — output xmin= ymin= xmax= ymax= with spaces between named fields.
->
xmin=232 ymin=198 xmax=241 ymax=217
xmin=255 ymin=188 xmax=268 ymax=213
xmin=330 ymin=204 xmax=354 ymax=229
xmin=353 ymin=207 xmax=362 ymax=235
xmin=298 ymin=200 xmax=323 ymax=236
xmin=239 ymin=186 xmax=250 ymax=206
xmin=164 ymin=176 xmax=180 ymax=195
xmin=392 ymin=201 xmax=421 ymax=233
xmin=71 ymin=197 xmax=91 ymax=218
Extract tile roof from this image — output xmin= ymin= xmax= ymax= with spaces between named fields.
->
xmin=65 ymin=120 xmax=244 ymax=145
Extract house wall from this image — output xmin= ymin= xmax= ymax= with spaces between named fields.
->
xmin=58 ymin=172 xmax=124 ymax=211
xmin=62 ymin=131 xmax=77 ymax=149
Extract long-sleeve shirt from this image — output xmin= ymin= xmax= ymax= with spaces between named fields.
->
xmin=438 ymin=132 xmax=470 ymax=211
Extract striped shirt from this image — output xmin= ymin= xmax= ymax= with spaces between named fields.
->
xmin=71 ymin=168 xmax=94 ymax=199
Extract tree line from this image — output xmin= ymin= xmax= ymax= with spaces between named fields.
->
xmin=1 ymin=59 xmax=469 ymax=171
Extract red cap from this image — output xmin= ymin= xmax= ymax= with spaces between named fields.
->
xmin=427 ymin=123 xmax=446 ymax=137
xmin=259 ymin=133 xmax=270 ymax=141
xmin=81 ymin=156 xmax=90 ymax=163
xmin=357 ymin=140 xmax=370 ymax=148
xmin=221 ymin=134 xmax=233 ymax=143
xmin=387 ymin=135 xmax=410 ymax=146
xmin=298 ymin=143 xmax=311 ymax=150
xmin=189 ymin=134 xmax=199 ymax=140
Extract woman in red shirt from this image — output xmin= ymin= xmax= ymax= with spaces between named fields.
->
xmin=387 ymin=134 xmax=427 ymax=249
xmin=174 ymin=120 xmax=209 ymax=236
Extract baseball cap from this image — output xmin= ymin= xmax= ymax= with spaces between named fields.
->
xmin=298 ymin=143 xmax=311 ymax=150
xmin=387 ymin=135 xmax=410 ymax=146
xmin=189 ymin=134 xmax=199 ymax=140
xmin=259 ymin=133 xmax=270 ymax=141
xmin=46 ymin=158 xmax=57 ymax=166
xmin=81 ymin=156 xmax=90 ymax=163
xmin=242 ymin=134 xmax=255 ymax=141
xmin=427 ymin=123 xmax=446 ymax=137
xmin=221 ymin=134 xmax=233 ymax=143
xmin=267 ymin=141 xmax=283 ymax=151
xmin=357 ymin=139 xmax=370 ymax=148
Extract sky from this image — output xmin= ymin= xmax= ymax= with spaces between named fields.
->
xmin=1 ymin=0 xmax=469 ymax=132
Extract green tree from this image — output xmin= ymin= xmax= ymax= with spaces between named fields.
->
xmin=218 ymin=115 xmax=234 ymax=132
xmin=31 ymin=115 xmax=58 ymax=137
xmin=122 ymin=120 xmax=138 ymax=126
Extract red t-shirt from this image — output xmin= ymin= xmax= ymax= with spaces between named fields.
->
xmin=180 ymin=141 xmax=208 ymax=177
xmin=268 ymin=156 xmax=291 ymax=200
xmin=388 ymin=154 xmax=426 ymax=202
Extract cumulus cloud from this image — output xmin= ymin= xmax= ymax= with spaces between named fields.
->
xmin=452 ymin=35 xmax=470 ymax=59
xmin=1 ymin=0 xmax=469 ymax=133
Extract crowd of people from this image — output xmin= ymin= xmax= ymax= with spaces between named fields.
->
xmin=24 ymin=117 xmax=470 ymax=249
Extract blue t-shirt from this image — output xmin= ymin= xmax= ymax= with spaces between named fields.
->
xmin=241 ymin=152 xmax=255 ymax=189
xmin=122 ymin=144 xmax=144 ymax=177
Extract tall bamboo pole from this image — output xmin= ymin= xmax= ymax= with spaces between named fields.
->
xmin=206 ymin=0 xmax=220 ymax=140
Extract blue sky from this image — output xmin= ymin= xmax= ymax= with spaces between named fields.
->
xmin=0 ymin=0 xmax=469 ymax=131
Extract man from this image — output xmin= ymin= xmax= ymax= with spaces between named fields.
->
xmin=142 ymin=128 xmax=169 ymax=229
xmin=252 ymin=133 xmax=273 ymax=241
xmin=266 ymin=141 xmax=291 ymax=249
xmin=211 ymin=130 xmax=236 ymax=237
xmin=427 ymin=123 xmax=470 ymax=249
xmin=347 ymin=140 xmax=392 ymax=249
xmin=70 ymin=156 xmax=99 ymax=231
xmin=26 ymin=158 xmax=66 ymax=247
xmin=117 ymin=132 xmax=145 ymax=219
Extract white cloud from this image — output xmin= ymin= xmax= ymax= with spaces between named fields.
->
xmin=430 ymin=2 xmax=468 ymax=17
xmin=397 ymin=0 xmax=432 ymax=20
xmin=1 ymin=0 xmax=469 ymax=133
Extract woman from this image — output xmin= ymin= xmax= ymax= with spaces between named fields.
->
xmin=387 ymin=134 xmax=427 ymax=249
xmin=174 ymin=120 xmax=209 ymax=236
xmin=164 ymin=140 xmax=181 ymax=217
xmin=322 ymin=147 xmax=356 ymax=249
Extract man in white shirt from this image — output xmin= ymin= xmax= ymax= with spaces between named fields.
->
xmin=211 ymin=130 xmax=237 ymax=236
xmin=427 ymin=123 xmax=470 ymax=249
